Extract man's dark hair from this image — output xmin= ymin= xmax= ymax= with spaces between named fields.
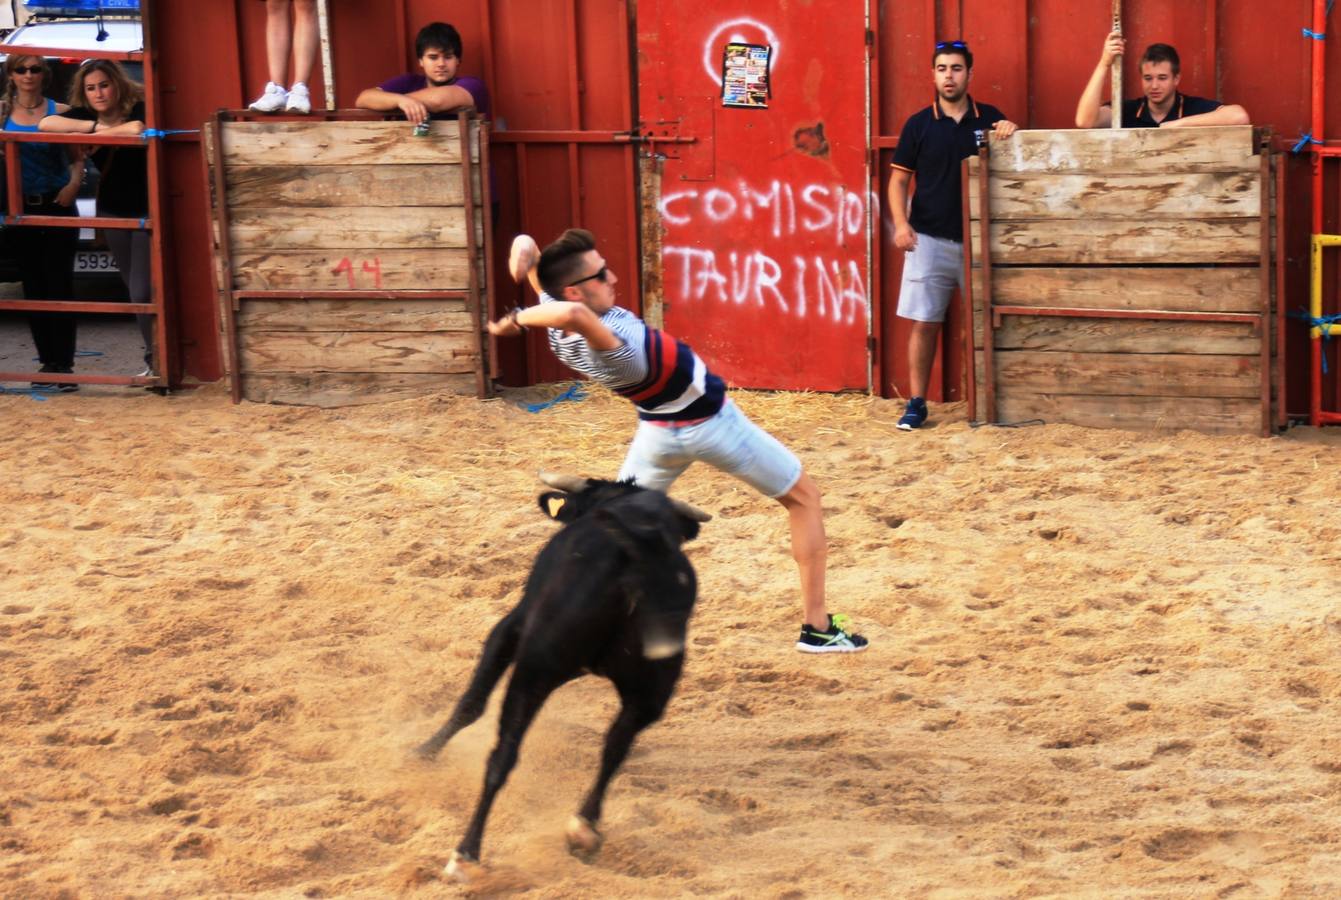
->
xmin=931 ymin=40 xmax=972 ymax=71
xmin=538 ymin=229 xmax=598 ymax=297
xmin=1140 ymin=43 xmax=1180 ymax=75
xmin=416 ymin=22 xmax=463 ymax=59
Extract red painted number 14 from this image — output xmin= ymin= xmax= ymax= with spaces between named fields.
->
xmin=332 ymin=257 xmax=383 ymax=289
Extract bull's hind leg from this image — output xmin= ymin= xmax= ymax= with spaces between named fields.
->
xmin=567 ymin=655 xmax=684 ymax=857
xmin=417 ymin=611 xmax=522 ymax=760
xmin=450 ymin=665 xmax=564 ymax=872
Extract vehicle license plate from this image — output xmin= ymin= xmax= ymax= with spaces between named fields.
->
xmin=74 ymin=251 xmax=117 ymax=273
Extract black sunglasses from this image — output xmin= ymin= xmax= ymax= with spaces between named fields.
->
xmin=935 ymin=40 xmax=968 ymax=51
xmin=12 ymin=65 xmax=47 ymax=75
xmin=567 ymin=265 xmax=609 ymax=287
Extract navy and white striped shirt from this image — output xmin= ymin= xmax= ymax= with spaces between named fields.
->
xmin=540 ymin=293 xmax=726 ymax=421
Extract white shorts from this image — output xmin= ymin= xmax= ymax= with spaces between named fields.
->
xmin=896 ymin=232 xmax=965 ymax=323
xmin=618 ymin=400 xmax=803 ymax=499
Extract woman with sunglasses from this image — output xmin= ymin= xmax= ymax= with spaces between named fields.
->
xmin=2 ymin=54 xmax=84 ymax=390
xmin=40 ymin=59 xmax=153 ymax=376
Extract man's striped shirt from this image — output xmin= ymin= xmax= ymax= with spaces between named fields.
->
xmin=540 ymin=293 xmax=726 ymax=421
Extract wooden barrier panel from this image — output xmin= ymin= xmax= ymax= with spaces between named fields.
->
xmin=966 ymin=126 xmax=1274 ymax=435
xmin=205 ymin=115 xmax=490 ymax=407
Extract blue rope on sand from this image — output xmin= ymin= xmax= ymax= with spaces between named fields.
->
xmin=525 ymin=384 xmax=587 ymax=413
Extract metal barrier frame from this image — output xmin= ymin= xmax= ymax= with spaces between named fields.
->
xmin=0 ymin=0 xmax=168 ymax=389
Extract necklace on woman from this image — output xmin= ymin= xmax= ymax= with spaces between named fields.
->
xmin=16 ymin=96 xmax=43 ymax=111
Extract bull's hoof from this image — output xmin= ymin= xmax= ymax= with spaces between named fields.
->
xmin=444 ymin=850 xmax=482 ymax=882
xmin=564 ymin=815 xmax=604 ymax=858
xmin=414 ymin=741 xmax=441 ymax=762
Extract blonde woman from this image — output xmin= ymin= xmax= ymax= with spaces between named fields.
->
xmin=40 ymin=59 xmax=153 ymax=374
xmin=2 ymin=54 xmax=83 ymax=389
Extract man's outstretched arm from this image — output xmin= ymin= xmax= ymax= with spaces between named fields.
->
xmin=1161 ymin=104 xmax=1251 ymax=128
xmin=491 ymin=235 xmax=622 ymax=351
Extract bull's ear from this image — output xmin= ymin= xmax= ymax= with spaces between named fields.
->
xmin=538 ymin=491 xmax=573 ymax=521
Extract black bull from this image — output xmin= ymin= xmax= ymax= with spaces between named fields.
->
xmin=416 ymin=473 xmax=711 ymax=874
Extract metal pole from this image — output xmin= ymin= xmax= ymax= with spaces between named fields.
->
xmin=317 ymin=0 xmax=335 ymax=110
xmin=1111 ymin=0 xmax=1122 ymax=129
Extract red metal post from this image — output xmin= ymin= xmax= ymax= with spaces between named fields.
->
xmin=977 ymin=146 xmax=996 ymax=423
xmin=1277 ymin=148 xmax=1289 ymax=429
xmin=208 ymin=113 xmax=243 ymax=404
xmin=959 ymin=156 xmax=977 ymax=422
xmin=1311 ymin=0 xmax=1326 ymax=426
xmin=458 ymin=111 xmax=486 ymax=399
xmin=1260 ymin=133 xmax=1273 ymax=435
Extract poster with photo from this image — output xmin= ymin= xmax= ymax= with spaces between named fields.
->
xmin=721 ymin=42 xmax=771 ymax=109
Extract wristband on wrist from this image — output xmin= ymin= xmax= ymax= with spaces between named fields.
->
xmin=90 ymin=121 xmax=97 ymax=134
xmin=507 ymin=307 xmax=528 ymax=333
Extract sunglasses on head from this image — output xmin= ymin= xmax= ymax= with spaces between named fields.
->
xmin=935 ymin=40 xmax=968 ymax=51
xmin=12 ymin=65 xmax=46 ymax=75
xmin=567 ymin=265 xmax=609 ymax=287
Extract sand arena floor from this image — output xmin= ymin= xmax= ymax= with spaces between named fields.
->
xmin=2 ymin=382 xmax=1339 ymax=898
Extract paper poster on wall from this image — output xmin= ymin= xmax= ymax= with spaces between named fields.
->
xmin=721 ymin=42 xmax=771 ymax=109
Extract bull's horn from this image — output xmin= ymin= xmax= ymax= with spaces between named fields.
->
xmin=538 ymin=471 xmax=590 ymax=492
xmin=669 ymin=497 xmax=712 ymax=522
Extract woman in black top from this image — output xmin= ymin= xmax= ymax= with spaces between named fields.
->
xmin=40 ymin=59 xmax=153 ymax=374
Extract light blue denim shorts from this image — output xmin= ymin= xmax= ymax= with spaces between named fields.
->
xmin=896 ymin=231 xmax=965 ymax=323
xmin=617 ymin=399 xmax=803 ymax=498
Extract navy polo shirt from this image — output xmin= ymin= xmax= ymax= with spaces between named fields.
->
xmin=892 ymin=95 xmax=1006 ymax=243
xmin=1111 ymin=92 xmax=1221 ymax=128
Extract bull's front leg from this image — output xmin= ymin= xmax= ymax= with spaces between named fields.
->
xmin=568 ymin=662 xmax=679 ymax=858
xmin=447 ymin=670 xmax=559 ymax=879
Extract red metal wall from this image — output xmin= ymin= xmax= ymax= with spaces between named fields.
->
xmin=637 ymin=3 xmax=872 ymax=392
xmin=154 ymin=1 xmax=1332 ymax=413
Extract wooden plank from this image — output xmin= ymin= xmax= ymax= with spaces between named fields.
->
xmin=968 ymin=171 xmax=1260 ymax=220
xmin=220 ymin=120 xmax=475 ymax=166
xmin=996 ymin=391 xmax=1261 ymax=433
xmin=969 ymin=219 xmax=1260 ymax=264
xmin=986 ymin=126 xmax=1258 ymax=174
xmin=225 ymin=164 xmax=480 ymax=208
xmin=993 ymin=350 xmax=1259 ymax=398
xmin=993 ymin=316 xmax=1261 ymax=355
xmin=228 ymin=207 xmax=485 ymax=251
xmin=236 ymin=298 xmax=473 ymax=332
xmin=231 ymin=249 xmax=474 ymax=292
xmin=241 ymin=372 xmax=478 ymax=407
xmin=238 ymin=330 xmax=480 ymax=373
xmin=971 ymin=267 xmax=1261 ymax=314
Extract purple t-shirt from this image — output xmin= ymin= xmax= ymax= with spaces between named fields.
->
xmin=377 ymin=73 xmax=491 ymax=120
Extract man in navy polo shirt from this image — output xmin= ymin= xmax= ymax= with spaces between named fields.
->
xmin=1075 ymin=34 xmax=1249 ymax=128
xmin=888 ymin=40 xmax=1017 ymax=430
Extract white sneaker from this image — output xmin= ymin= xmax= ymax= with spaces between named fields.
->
xmin=249 ymin=81 xmax=287 ymax=113
xmin=284 ymin=83 xmax=311 ymax=114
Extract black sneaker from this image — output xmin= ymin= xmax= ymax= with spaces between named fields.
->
xmin=796 ymin=614 xmax=869 ymax=654
xmin=897 ymin=397 xmax=927 ymax=431
xmin=31 ymin=364 xmax=76 ymax=393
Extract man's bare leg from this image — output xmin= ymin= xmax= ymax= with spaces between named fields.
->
xmin=264 ymin=0 xmax=292 ymax=86
xmin=776 ymin=472 xmax=828 ymax=629
xmin=290 ymin=0 xmax=320 ymax=86
xmin=907 ymin=320 xmax=942 ymax=400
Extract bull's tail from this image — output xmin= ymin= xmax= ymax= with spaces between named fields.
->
xmin=416 ymin=610 xmax=522 ymax=760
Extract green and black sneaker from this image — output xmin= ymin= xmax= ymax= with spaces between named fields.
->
xmin=796 ymin=614 xmax=868 ymax=654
